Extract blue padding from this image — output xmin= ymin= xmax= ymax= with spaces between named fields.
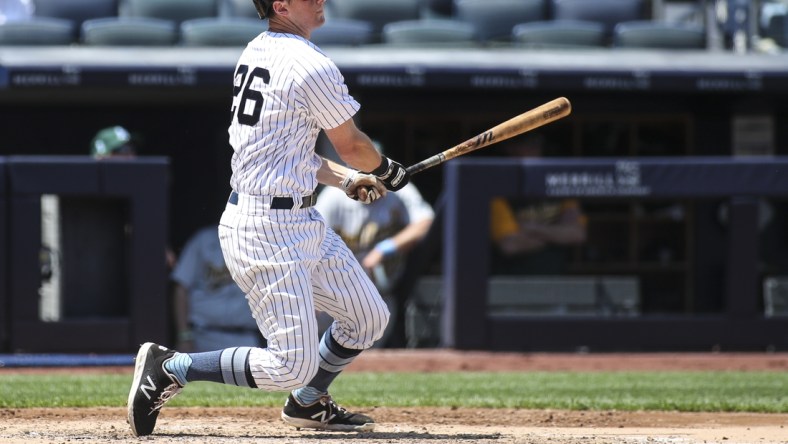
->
xmin=7 ymin=156 xmax=99 ymax=194
xmin=518 ymin=156 xmax=788 ymax=198
xmin=0 ymin=354 xmax=134 ymax=367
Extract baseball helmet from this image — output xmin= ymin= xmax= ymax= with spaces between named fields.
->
xmin=90 ymin=126 xmax=136 ymax=158
xmin=252 ymin=0 xmax=274 ymax=19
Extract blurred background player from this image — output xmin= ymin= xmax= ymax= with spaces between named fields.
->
xmin=171 ymin=225 xmax=265 ymax=352
xmin=314 ymin=142 xmax=434 ymax=347
xmin=490 ymin=134 xmax=587 ymax=275
xmin=90 ymin=125 xmax=138 ymax=159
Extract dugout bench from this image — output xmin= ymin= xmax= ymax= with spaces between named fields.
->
xmin=441 ymin=156 xmax=788 ymax=351
xmin=407 ymin=275 xmax=640 ymax=348
xmin=0 ymin=156 xmax=170 ymax=353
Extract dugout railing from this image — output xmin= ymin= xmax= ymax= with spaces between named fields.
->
xmin=441 ymin=156 xmax=788 ymax=351
xmin=0 ymin=159 xmax=7 ymax=351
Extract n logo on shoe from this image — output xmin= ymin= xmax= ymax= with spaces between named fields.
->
xmin=310 ymin=411 xmax=336 ymax=423
xmin=140 ymin=375 xmax=157 ymax=400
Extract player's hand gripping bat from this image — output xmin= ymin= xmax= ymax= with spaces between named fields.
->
xmin=405 ymin=97 xmax=572 ymax=175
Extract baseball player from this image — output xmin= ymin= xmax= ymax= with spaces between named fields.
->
xmin=490 ymin=135 xmax=587 ymax=275
xmin=127 ymin=0 xmax=410 ymax=437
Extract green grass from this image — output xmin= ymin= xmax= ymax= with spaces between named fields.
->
xmin=1 ymin=371 xmax=786 ymax=412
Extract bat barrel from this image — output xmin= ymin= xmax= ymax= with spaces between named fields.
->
xmin=405 ymin=97 xmax=571 ymax=176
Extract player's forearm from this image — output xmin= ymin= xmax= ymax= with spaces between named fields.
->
xmin=338 ymin=140 xmax=383 ymax=172
xmin=527 ymin=223 xmax=587 ymax=245
xmin=366 ymin=219 xmax=433 ymax=266
xmin=497 ymin=232 xmax=545 ymax=255
xmin=318 ymin=157 xmax=387 ymax=203
xmin=316 ymin=157 xmax=353 ymax=188
xmin=388 ymin=218 xmax=433 ymax=253
xmin=324 ymin=120 xmax=382 ymax=172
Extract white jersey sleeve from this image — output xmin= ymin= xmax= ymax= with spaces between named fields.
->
xmin=299 ymin=53 xmax=359 ymax=130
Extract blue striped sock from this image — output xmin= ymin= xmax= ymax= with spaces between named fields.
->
xmin=163 ymin=353 xmax=192 ymax=386
xmin=182 ymin=350 xmax=223 ymax=384
xmin=166 ymin=348 xmax=256 ymax=388
xmin=219 ymin=347 xmax=256 ymax=388
xmin=292 ymin=386 xmax=324 ymax=405
xmin=292 ymin=330 xmax=361 ymax=404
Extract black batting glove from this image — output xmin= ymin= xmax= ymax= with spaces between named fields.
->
xmin=369 ymin=155 xmax=410 ymax=191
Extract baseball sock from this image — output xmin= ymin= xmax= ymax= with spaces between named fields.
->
xmin=164 ymin=348 xmax=256 ymax=388
xmin=292 ymin=330 xmax=361 ymax=405
xmin=163 ymin=353 xmax=192 ymax=386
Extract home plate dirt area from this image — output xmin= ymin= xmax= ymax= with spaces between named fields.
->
xmin=1 ymin=350 xmax=787 ymax=444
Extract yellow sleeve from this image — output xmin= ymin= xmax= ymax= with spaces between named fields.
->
xmin=490 ymin=197 xmax=519 ymax=242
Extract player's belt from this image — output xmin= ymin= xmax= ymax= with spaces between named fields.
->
xmin=228 ymin=191 xmax=317 ymax=209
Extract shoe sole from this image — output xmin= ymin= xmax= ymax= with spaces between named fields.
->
xmin=281 ymin=412 xmax=375 ymax=432
xmin=127 ymin=342 xmax=156 ymax=437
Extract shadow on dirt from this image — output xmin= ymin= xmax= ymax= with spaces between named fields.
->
xmin=166 ymin=432 xmax=503 ymax=441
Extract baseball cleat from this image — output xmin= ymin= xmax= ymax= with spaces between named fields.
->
xmin=127 ymin=342 xmax=183 ymax=437
xmin=281 ymin=393 xmax=375 ymax=432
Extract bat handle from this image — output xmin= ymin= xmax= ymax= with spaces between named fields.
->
xmin=406 ymin=154 xmax=445 ymax=175
xmin=406 ymin=163 xmax=426 ymax=175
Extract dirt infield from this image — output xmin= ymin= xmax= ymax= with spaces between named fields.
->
xmin=2 ymin=350 xmax=787 ymax=444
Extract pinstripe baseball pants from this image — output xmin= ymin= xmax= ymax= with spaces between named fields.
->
xmin=218 ymin=193 xmax=389 ymax=390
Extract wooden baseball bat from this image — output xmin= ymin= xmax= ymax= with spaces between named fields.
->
xmin=406 ymin=97 xmax=572 ymax=175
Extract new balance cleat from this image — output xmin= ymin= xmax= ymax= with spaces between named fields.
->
xmin=127 ymin=342 xmax=183 ymax=437
xmin=281 ymin=393 xmax=375 ymax=432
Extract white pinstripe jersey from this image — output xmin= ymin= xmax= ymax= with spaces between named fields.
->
xmin=227 ymin=32 xmax=360 ymax=196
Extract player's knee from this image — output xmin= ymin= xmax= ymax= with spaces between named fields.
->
xmin=370 ymin=303 xmax=390 ymax=342
xmin=275 ymin=353 xmax=319 ymax=389
xmin=382 ymin=303 xmax=391 ymax=327
xmin=248 ymin=345 xmax=320 ymax=390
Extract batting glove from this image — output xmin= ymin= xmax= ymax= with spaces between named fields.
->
xmin=341 ymin=170 xmax=387 ymax=204
xmin=368 ymin=156 xmax=410 ymax=192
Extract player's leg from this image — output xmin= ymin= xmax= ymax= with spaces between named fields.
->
xmin=128 ymin=262 xmax=322 ymax=437
xmin=170 ymin=208 xmax=323 ymax=391
xmin=281 ymin=225 xmax=389 ymax=431
xmin=204 ymin=200 xmax=323 ymax=390
xmin=128 ymin=204 xmax=323 ymax=436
